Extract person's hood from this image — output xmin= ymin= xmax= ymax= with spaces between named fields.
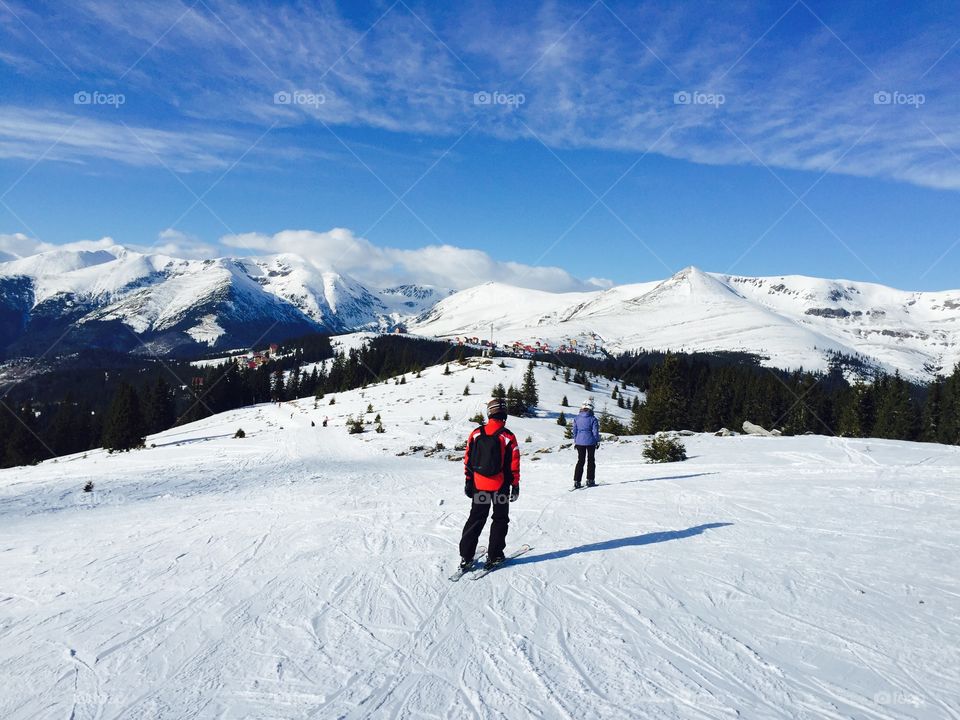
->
xmin=484 ymin=417 xmax=507 ymax=432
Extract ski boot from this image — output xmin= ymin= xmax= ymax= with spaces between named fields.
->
xmin=458 ymin=557 xmax=473 ymax=572
xmin=484 ymin=553 xmax=505 ymax=571
xmin=573 ymin=481 xmax=582 ymax=490
xmin=585 ymin=479 xmax=596 ymax=488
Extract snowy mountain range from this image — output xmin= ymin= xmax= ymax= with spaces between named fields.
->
xmin=411 ymin=267 xmax=960 ymax=382
xmin=1 ymin=246 xmax=958 ymax=381
xmin=0 ymin=246 xmax=448 ymax=358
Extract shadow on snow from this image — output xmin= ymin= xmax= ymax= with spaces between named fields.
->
xmin=512 ymin=522 xmax=734 ymax=567
xmin=607 ymin=471 xmax=718 ymax=486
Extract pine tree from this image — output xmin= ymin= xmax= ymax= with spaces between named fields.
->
xmin=143 ymin=377 xmax=176 ymax=435
xmin=944 ymin=364 xmax=960 ymax=444
xmin=636 ymin=354 xmax=687 ymax=433
xmin=271 ymin=371 xmax=285 ymax=402
xmin=493 ymin=383 xmax=506 ymax=400
xmin=872 ymin=372 xmax=918 ymax=440
xmin=463 ymin=385 xmax=470 ymax=396
xmin=557 ymin=411 xmax=567 ymax=426
xmin=630 ymin=396 xmax=644 ymax=434
xmin=920 ymin=378 xmax=944 ymax=443
xmin=506 ymin=385 xmax=526 ymax=416
xmin=561 ymin=395 xmax=569 ymax=407
xmin=46 ymin=394 xmax=92 ymax=457
xmin=102 ymin=383 xmax=145 ymax=451
xmin=2 ymin=403 xmax=47 ymax=466
xmin=837 ymin=382 xmax=866 ymax=437
xmin=521 ymin=361 xmax=538 ymax=410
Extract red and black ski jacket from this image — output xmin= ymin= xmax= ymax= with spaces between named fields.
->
xmin=463 ymin=418 xmax=521 ymax=493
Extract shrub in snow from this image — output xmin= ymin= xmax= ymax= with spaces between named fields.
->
xmin=557 ymin=411 xmax=567 ymax=426
xmin=643 ymin=435 xmax=687 ymax=463
xmin=599 ymin=412 xmax=628 ymax=436
xmin=443 ymin=411 xmax=450 ymax=420
xmin=346 ymin=416 xmax=364 ymax=434
xmin=470 ymin=412 xmax=484 ymax=424
xmin=83 ymin=480 xmax=94 ymax=493
xmin=234 ymin=428 xmax=246 ymax=439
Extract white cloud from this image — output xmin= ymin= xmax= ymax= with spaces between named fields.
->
xmin=144 ymin=228 xmax=218 ymax=258
xmin=220 ymin=228 xmax=605 ymax=292
xmin=0 ymin=232 xmax=117 ymax=259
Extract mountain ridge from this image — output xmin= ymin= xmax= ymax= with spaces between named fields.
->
xmin=1 ymin=246 xmax=958 ymax=380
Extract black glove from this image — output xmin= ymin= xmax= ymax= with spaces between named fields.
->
xmin=464 ymin=478 xmax=475 ymax=498
xmin=510 ymin=484 xmax=519 ymax=502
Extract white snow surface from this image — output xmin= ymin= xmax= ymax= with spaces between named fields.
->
xmin=1 ymin=360 xmax=958 ymax=719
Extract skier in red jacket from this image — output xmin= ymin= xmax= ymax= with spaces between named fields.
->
xmin=459 ymin=397 xmax=521 ymax=571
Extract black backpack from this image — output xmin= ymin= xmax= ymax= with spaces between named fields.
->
xmin=470 ymin=425 xmax=505 ymax=476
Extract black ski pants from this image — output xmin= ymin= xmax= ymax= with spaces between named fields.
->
xmin=574 ymin=444 xmax=596 ymax=484
xmin=459 ymin=490 xmax=510 ymax=560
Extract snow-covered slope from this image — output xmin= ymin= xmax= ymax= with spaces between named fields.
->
xmin=1 ymin=359 xmax=957 ymax=719
xmin=412 ymin=267 xmax=960 ymax=381
xmin=0 ymin=246 xmax=449 ymax=357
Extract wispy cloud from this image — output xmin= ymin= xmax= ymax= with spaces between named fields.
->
xmin=0 ymin=107 xmax=241 ymax=172
xmin=1 ymin=0 xmax=959 ymax=188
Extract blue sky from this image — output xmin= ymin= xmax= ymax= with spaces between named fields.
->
xmin=0 ymin=0 xmax=958 ymax=291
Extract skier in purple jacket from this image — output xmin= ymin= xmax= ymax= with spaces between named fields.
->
xmin=572 ymin=399 xmax=600 ymax=489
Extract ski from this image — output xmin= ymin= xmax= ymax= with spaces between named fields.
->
xmin=569 ymin=483 xmax=601 ymax=492
xmin=471 ymin=544 xmax=532 ymax=580
xmin=448 ymin=546 xmax=486 ymax=582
